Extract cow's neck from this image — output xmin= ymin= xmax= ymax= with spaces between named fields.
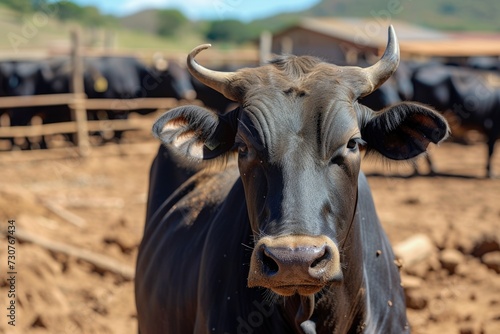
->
xmin=303 ymin=199 xmax=367 ymax=333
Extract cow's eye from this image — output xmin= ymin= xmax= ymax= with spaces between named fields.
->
xmin=347 ymin=138 xmax=364 ymax=151
xmin=238 ymin=143 xmax=249 ymax=156
xmin=347 ymin=139 xmax=358 ymax=150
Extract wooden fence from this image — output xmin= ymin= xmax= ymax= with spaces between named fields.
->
xmin=0 ymin=30 xmax=228 ymax=157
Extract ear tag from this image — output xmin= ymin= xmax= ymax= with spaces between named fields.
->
xmin=8 ymin=76 xmax=19 ymax=88
xmin=94 ymin=76 xmax=108 ymax=92
xmin=204 ymin=138 xmax=220 ymax=151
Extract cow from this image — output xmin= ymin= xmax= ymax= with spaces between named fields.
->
xmin=134 ymin=55 xmax=197 ymax=116
xmin=82 ymin=56 xmax=148 ymax=142
xmin=0 ymin=60 xmax=55 ymax=149
xmin=143 ymin=54 xmax=196 ymax=101
xmin=135 ymin=26 xmax=449 ymax=334
xmin=412 ymin=62 xmax=500 ymax=177
xmin=358 ymin=77 xmax=401 ymax=111
xmin=84 ymin=56 xmax=197 ymax=140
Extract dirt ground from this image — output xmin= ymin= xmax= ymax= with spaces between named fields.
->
xmin=0 ymin=125 xmax=499 ymax=334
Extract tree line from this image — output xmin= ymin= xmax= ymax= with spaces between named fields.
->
xmin=0 ymin=0 xmax=270 ymax=44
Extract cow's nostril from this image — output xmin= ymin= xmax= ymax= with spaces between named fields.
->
xmin=262 ymin=249 xmax=279 ymax=276
xmin=311 ymin=246 xmax=332 ymax=268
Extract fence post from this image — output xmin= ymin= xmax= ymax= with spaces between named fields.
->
xmin=70 ymin=29 xmax=90 ymax=156
xmin=259 ymin=31 xmax=272 ymax=65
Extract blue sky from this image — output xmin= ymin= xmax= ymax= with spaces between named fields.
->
xmin=70 ymin=0 xmax=321 ymax=22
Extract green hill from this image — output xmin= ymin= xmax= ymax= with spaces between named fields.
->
xmin=303 ymin=0 xmax=500 ymax=31
xmin=119 ymin=9 xmax=159 ymax=34
xmin=1 ymin=0 xmax=499 ymax=56
xmin=0 ymin=4 xmax=204 ymax=55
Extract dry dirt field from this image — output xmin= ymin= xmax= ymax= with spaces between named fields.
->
xmin=0 ymin=127 xmax=499 ymax=334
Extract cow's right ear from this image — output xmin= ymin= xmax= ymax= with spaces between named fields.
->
xmin=152 ymin=105 xmax=239 ymax=161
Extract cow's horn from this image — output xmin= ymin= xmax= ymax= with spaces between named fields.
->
xmin=187 ymin=44 xmax=239 ymax=101
xmin=358 ymin=25 xmax=400 ymax=97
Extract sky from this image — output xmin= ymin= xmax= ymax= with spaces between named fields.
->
xmin=70 ymin=0 xmax=321 ymax=22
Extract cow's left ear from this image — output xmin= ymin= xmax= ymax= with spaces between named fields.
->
xmin=153 ymin=105 xmax=239 ymax=161
xmin=361 ymin=102 xmax=450 ymax=160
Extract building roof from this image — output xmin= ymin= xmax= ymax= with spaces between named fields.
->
xmin=274 ymin=18 xmax=500 ymax=57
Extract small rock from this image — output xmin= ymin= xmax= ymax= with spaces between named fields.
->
xmin=458 ymin=231 xmax=500 ymax=257
xmin=461 ymin=313 xmax=473 ymax=322
xmin=400 ymin=274 xmax=423 ymax=290
xmin=402 ymin=197 xmax=420 ymax=205
xmin=103 ymin=235 xmax=137 ymax=254
xmin=439 ymin=249 xmax=465 ymax=274
xmin=405 ymin=290 xmax=428 ymax=310
xmin=31 ymin=315 xmax=47 ymax=328
xmin=481 ymin=251 xmax=500 ymax=273
xmin=459 ymin=326 xmax=473 ymax=334
xmin=394 ymin=234 xmax=436 ymax=268
xmin=458 ymin=323 xmax=485 ymax=334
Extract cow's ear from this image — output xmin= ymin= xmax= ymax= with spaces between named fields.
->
xmin=153 ymin=105 xmax=238 ymax=160
xmin=361 ymin=102 xmax=449 ymax=160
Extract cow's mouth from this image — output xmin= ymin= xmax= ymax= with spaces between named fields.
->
xmin=271 ymin=284 xmax=324 ymax=296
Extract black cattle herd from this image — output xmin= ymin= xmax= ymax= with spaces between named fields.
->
xmin=0 ymin=55 xmax=234 ymax=149
xmin=0 ymin=51 xmax=498 ymax=176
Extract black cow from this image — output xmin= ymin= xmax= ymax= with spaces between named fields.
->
xmin=0 ymin=60 xmax=56 ymax=149
xmin=82 ymin=56 xmax=148 ymax=141
xmin=358 ymin=77 xmax=401 ymax=111
xmin=412 ymin=63 xmax=500 ymax=177
xmin=136 ymin=27 xmax=449 ymax=333
xmin=142 ymin=55 xmax=196 ymax=100
xmin=134 ymin=56 xmax=197 ymax=116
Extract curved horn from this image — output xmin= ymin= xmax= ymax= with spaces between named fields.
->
xmin=358 ymin=25 xmax=400 ymax=97
xmin=187 ymin=44 xmax=239 ymax=101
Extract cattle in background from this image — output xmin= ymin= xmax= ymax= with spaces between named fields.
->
xmin=83 ymin=56 xmax=149 ymax=142
xmin=136 ymin=27 xmax=449 ymax=333
xmin=143 ymin=53 xmax=196 ymax=100
xmin=134 ymin=54 xmax=197 ymax=116
xmin=412 ymin=63 xmax=500 ymax=177
xmin=358 ymin=77 xmax=401 ymax=111
xmin=0 ymin=60 xmax=56 ymax=149
xmin=0 ymin=54 xmax=198 ymax=149
xmin=467 ymin=56 xmax=500 ymax=71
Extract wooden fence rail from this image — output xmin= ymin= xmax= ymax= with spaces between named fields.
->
xmin=0 ymin=94 xmax=76 ymax=108
xmin=0 ymin=94 xmax=183 ymax=140
xmin=0 ymin=94 xmax=180 ymax=110
xmin=0 ymin=29 xmax=189 ymax=157
xmin=0 ymin=118 xmax=155 ymax=137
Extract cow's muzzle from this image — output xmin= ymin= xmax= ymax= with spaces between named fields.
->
xmin=247 ymin=235 xmax=342 ymax=296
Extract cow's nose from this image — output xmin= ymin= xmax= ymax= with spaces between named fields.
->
xmin=261 ymin=244 xmax=332 ymax=279
xmin=248 ymin=235 xmax=342 ymax=295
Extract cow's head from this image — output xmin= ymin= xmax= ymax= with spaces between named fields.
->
xmin=153 ymin=27 xmax=449 ymax=297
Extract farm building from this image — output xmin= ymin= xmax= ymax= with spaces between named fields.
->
xmin=266 ymin=18 xmax=500 ymax=64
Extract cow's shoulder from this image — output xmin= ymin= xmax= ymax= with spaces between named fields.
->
xmin=145 ymin=158 xmax=240 ymax=238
